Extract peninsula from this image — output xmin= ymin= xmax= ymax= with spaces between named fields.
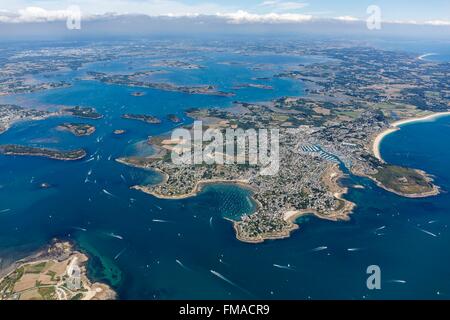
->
xmin=118 ymin=105 xmax=441 ymax=242
xmin=0 ymin=104 xmax=56 ymax=135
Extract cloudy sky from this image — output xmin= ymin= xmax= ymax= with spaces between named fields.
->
xmin=1 ymin=0 xmax=449 ymax=25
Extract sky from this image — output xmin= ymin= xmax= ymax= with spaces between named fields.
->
xmin=1 ymin=0 xmax=449 ymax=25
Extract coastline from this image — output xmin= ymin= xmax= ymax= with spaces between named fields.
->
xmin=417 ymin=53 xmax=437 ymax=61
xmin=232 ymin=219 xmax=299 ymax=244
xmin=0 ymin=113 xmax=56 ymax=136
xmin=132 ymin=178 xmax=255 ymax=200
xmin=233 ymin=164 xmax=355 ymax=244
xmin=120 ymin=154 xmax=355 ymax=244
xmin=0 ymin=147 xmax=87 ymax=161
xmin=372 ymin=111 xmax=450 ymax=162
xmin=124 ymin=159 xmax=355 ymax=243
xmin=369 ymin=170 xmax=440 ymax=198
xmin=0 ymin=240 xmax=116 ymax=300
xmin=367 ymin=111 xmax=449 ymax=198
xmin=0 ymin=124 xmax=10 ymax=134
xmin=56 ymin=124 xmax=96 ymax=137
xmin=117 ymin=158 xmax=257 ymax=201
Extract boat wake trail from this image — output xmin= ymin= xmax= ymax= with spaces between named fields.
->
xmin=176 ymin=259 xmax=192 ymax=271
xmin=310 ymin=246 xmax=327 ymax=252
xmin=106 ymin=232 xmax=124 ymax=240
xmin=210 ymin=270 xmax=253 ymax=297
xmin=218 ymin=258 xmax=230 ymax=266
xmin=273 ymin=264 xmax=296 ymax=271
xmin=114 ymin=248 xmax=127 ymax=260
xmin=388 ymin=279 xmax=407 ymax=284
xmin=102 ymin=189 xmax=115 ymax=197
xmin=417 ymin=227 xmax=437 ymax=237
xmin=152 ymin=219 xmax=171 ymax=223
xmin=374 ymin=226 xmax=386 ymax=236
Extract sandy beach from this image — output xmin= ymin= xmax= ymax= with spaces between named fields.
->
xmin=372 ymin=111 xmax=450 ymax=162
xmin=417 ymin=53 xmax=437 ymax=61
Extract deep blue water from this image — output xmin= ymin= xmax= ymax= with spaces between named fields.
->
xmin=1 ymin=49 xmax=450 ymax=299
xmin=372 ymin=39 xmax=450 ymax=63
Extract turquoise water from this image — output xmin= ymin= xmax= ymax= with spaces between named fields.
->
xmin=1 ymin=49 xmax=450 ymax=299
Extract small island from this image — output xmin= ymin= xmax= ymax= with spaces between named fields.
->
xmin=167 ymin=114 xmax=182 ymax=123
xmin=131 ymin=91 xmax=145 ymax=97
xmin=114 ymin=129 xmax=126 ymax=135
xmin=121 ymin=113 xmax=161 ymax=124
xmin=232 ymin=83 xmax=274 ymax=90
xmin=57 ymin=123 xmax=96 ymax=136
xmin=62 ymin=106 xmax=103 ymax=120
xmin=0 ymin=240 xmax=116 ymax=300
xmin=151 ymin=60 xmax=204 ymax=70
xmin=0 ymin=145 xmax=87 ymax=161
xmin=86 ymin=71 xmax=235 ymax=97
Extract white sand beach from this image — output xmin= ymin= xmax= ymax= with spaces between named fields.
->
xmin=417 ymin=53 xmax=437 ymax=60
xmin=373 ymin=111 xmax=450 ymax=162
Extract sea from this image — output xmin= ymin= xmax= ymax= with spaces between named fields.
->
xmin=0 ymin=40 xmax=449 ymax=299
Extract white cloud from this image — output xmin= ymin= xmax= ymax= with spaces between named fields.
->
xmin=0 ymin=0 xmax=231 ymax=19
xmin=259 ymin=1 xmax=308 ymax=12
xmin=0 ymin=6 xmax=84 ymax=23
xmin=217 ymin=10 xmax=312 ymax=24
xmin=0 ymin=7 xmax=311 ymax=24
xmin=334 ymin=16 xmax=360 ymax=22
xmin=387 ymin=19 xmax=450 ymax=26
xmin=0 ymin=5 xmax=449 ymax=28
xmin=424 ymin=20 xmax=450 ymax=26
